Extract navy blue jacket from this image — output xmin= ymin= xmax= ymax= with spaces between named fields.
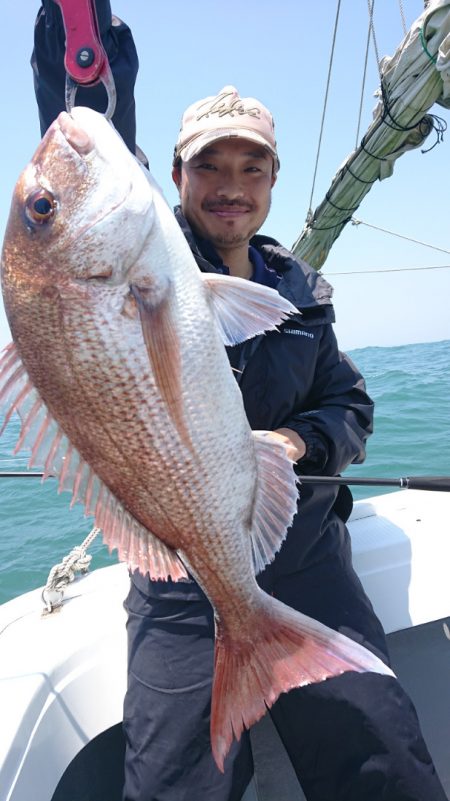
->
xmin=32 ymin=1 xmax=374 ymax=578
xmin=175 ymin=208 xmax=374 ymax=576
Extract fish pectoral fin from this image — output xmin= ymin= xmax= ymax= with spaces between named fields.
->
xmin=201 ymin=273 xmax=298 ymax=346
xmin=249 ymin=430 xmax=299 ymax=573
xmin=130 ymin=284 xmax=190 ymax=446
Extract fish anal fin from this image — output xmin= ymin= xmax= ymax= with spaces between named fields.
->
xmin=211 ymin=595 xmax=395 ymax=772
xmin=97 ymin=488 xmax=188 ymax=581
xmin=201 ymin=273 xmax=297 ymax=346
xmin=249 ymin=430 xmax=299 ymax=573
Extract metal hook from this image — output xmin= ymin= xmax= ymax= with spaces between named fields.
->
xmin=65 ymin=60 xmax=117 ymax=120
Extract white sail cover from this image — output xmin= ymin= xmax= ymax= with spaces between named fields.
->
xmin=293 ymin=0 xmax=450 ymax=269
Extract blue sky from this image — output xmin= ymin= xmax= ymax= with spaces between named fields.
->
xmin=1 ymin=0 xmax=449 ymax=351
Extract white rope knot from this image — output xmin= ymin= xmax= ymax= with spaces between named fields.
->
xmin=42 ymin=527 xmax=100 ymax=612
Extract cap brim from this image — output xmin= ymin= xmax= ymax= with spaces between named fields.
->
xmin=178 ymin=128 xmax=280 ymax=170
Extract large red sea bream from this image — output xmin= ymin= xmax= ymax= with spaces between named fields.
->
xmin=0 ymin=107 xmax=393 ymax=769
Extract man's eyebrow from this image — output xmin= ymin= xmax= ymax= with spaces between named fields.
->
xmin=193 ymin=147 xmax=220 ymax=157
xmin=243 ymin=150 xmax=270 ymax=160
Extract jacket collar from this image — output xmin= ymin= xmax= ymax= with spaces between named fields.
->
xmin=174 ymin=206 xmax=334 ymax=316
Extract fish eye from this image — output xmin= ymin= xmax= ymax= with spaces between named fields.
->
xmin=25 ymin=189 xmax=56 ymax=225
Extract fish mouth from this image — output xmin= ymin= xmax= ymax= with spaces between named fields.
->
xmin=56 ymin=111 xmax=95 ymax=156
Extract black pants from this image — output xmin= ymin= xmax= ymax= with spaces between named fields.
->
xmin=122 ymin=535 xmax=447 ymax=801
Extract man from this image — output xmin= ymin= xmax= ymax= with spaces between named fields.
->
xmin=32 ymin=3 xmax=447 ymax=800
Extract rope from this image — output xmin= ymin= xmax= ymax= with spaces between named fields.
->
xmin=398 ymin=0 xmax=407 ymax=36
xmin=367 ymin=0 xmax=382 ymax=79
xmin=419 ymin=0 xmax=448 ymax=69
xmin=41 ymin=526 xmax=100 ymax=612
xmin=351 ymin=217 xmax=450 ymax=254
xmin=324 ymin=264 xmax=450 ymax=276
xmin=419 ymin=26 xmax=438 ymax=64
xmin=355 ymin=2 xmax=374 ymax=148
xmin=307 ymin=0 xmax=342 ymax=219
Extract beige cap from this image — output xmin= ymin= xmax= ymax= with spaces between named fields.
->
xmin=173 ymin=85 xmax=280 ymax=171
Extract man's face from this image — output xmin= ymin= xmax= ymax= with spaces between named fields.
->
xmin=172 ymin=138 xmax=276 ymax=251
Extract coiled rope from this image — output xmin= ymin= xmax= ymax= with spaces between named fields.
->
xmin=41 ymin=526 xmax=100 ymax=612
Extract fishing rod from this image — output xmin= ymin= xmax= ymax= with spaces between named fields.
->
xmin=0 ymin=472 xmax=449 ymax=491
xmin=297 ymin=475 xmax=450 ymax=492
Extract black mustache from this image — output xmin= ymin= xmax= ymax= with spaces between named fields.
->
xmin=204 ymin=200 xmax=252 ymax=211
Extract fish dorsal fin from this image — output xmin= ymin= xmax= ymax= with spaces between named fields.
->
xmin=201 ymin=273 xmax=297 ymax=346
xmin=250 ymin=430 xmax=299 ymax=573
xmin=0 ymin=342 xmax=188 ymax=581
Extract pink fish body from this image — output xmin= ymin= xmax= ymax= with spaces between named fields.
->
xmin=0 ymin=108 xmax=393 ymax=770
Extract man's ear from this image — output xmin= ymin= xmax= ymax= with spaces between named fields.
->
xmin=271 ymin=171 xmax=277 ymax=189
xmin=172 ymin=164 xmax=182 ymax=189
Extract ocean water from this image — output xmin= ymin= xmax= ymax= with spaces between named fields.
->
xmin=0 ymin=339 xmax=449 ymax=605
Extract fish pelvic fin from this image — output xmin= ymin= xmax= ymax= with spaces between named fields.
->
xmin=250 ymin=430 xmax=299 ymax=573
xmin=201 ymin=273 xmax=297 ymax=346
xmin=131 ymin=283 xmax=192 ymax=449
xmin=0 ymin=342 xmax=187 ymax=582
xmin=211 ymin=595 xmax=395 ymax=772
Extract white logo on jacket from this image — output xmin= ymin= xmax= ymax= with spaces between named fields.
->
xmin=284 ymin=329 xmax=314 ymax=339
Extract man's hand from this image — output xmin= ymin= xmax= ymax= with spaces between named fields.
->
xmin=272 ymin=428 xmax=306 ymax=462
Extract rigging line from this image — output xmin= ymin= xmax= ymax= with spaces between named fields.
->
xmin=351 ymin=217 xmax=450 ymax=255
xmin=355 ymin=3 xmax=373 ymax=148
xmin=367 ymin=0 xmax=382 ymax=79
xmin=397 ymin=0 xmax=407 ymax=36
xmin=323 ymin=264 xmax=450 ymax=276
xmin=307 ymin=0 xmax=342 ymax=219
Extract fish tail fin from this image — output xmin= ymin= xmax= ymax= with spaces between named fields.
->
xmin=211 ymin=594 xmax=394 ymax=772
